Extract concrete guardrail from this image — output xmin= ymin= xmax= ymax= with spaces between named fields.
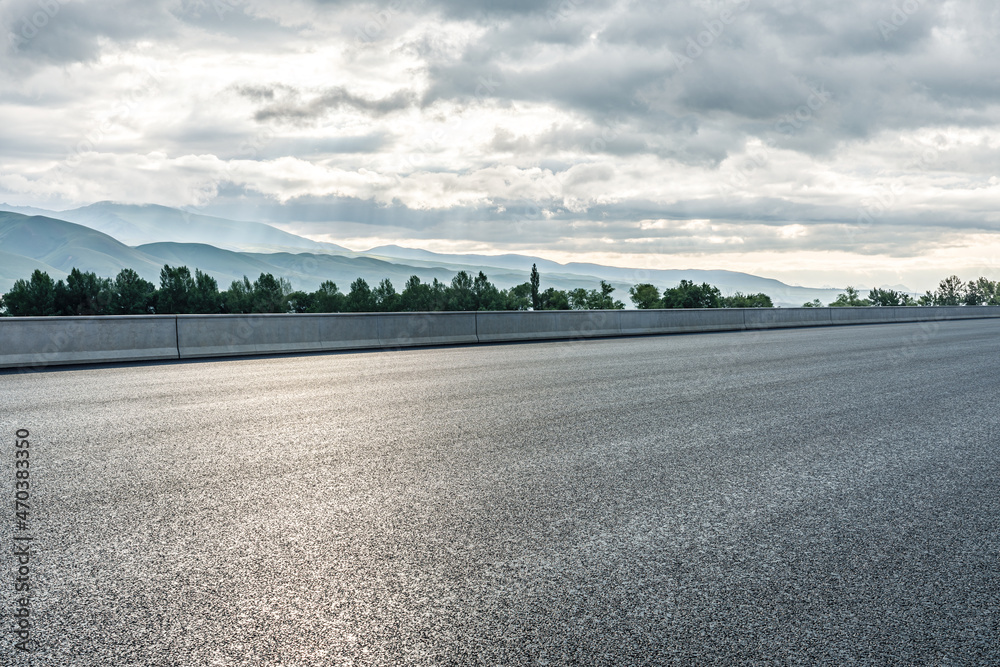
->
xmin=0 ymin=315 xmax=178 ymax=369
xmin=476 ymin=310 xmax=621 ymax=342
xmin=3 ymin=306 xmax=1000 ymax=369
xmin=177 ymin=313 xmax=382 ymax=358
xmin=377 ymin=312 xmax=478 ymax=348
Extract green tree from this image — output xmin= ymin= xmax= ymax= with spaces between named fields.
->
xmin=473 ymin=272 xmax=504 ymax=310
xmin=446 ymin=271 xmax=476 ymax=311
xmin=399 ymin=275 xmax=432 ymax=312
xmin=505 ymin=282 xmax=533 ymax=310
xmin=629 ymin=283 xmax=662 ymax=309
xmin=111 ymin=268 xmax=156 ymax=315
xmin=285 ymin=291 xmax=314 ymax=313
xmin=829 ymin=286 xmax=870 ymax=307
xmin=917 ymin=291 xmax=935 ymax=307
xmin=802 ymin=299 xmax=823 ymax=308
xmin=252 ymin=273 xmax=289 ymax=313
xmin=568 ymin=287 xmax=589 ymax=310
xmin=223 ymin=276 xmax=254 ymax=314
xmin=530 ymin=263 xmax=540 ymax=310
xmin=346 ymin=277 xmax=375 ymax=312
xmin=868 ymin=288 xmax=906 ymax=307
xmin=373 ymin=278 xmax=399 ymax=312
xmin=935 ymin=275 xmax=963 ymax=306
xmin=1 ymin=270 xmax=58 ymax=316
xmin=189 ymin=269 xmax=222 ymax=314
xmin=722 ymin=292 xmax=773 ymax=308
xmin=429 ymin=278 xmax=449 ymax=311
xmin=157 ymin=265 xmax=195 ymax=314
xmin=57 ymin=268 xmax=112 ymax=315
xmin=964 ymin=277 xmax=997 ymax=306
xmin=661 ymin=280 xmax=722 ymax=308
xmin=587 ymin=280 xmax=625 ymax=309
xmin=538 ymin=287 xmax=570 ymax=310
xmin=983 ymin=278 xmax=1000 ymax=306
xmin=311 ymin=281 xmax=345 ymax=313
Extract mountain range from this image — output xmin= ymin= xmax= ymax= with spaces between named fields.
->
xmin=0 ymin=202 xmax=854 ymax=306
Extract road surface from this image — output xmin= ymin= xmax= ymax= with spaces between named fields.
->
xmin=2 ymin=319 xmax=999 ymax=665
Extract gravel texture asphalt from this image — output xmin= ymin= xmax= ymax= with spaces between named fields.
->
xmin=1 ymin=319 xmax=999 ymax=665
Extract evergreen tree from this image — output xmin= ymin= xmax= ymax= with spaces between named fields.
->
xmin=157 ymin=265 xmax=195 ymax=314
xmin=447 ymin=271 xmax=476 ymax=311
xmin=530 ymin=263 xmax=540 ymax=310
xmin=189 ymin=269 xmax=222 ymax=314
xmin=346 ymin=278 xmax=375 ymax=312
xmin=223 ymin=276 xmax=254 ymax=314
xmin=310 ymin=281 xmax=345 ymax=313
xmin=252 ymin=273 xmax=287 ymax=313
xmin=58 ymin=268 xmax=112 ymax=315
xmin=1 ymin=270 xmax=58 ymax=316
xmin=629 ymin=283 xmax=661 ymax=309
xmin=373 ymin=279 xmax=399 ymax=312
xmin=111 ymin=268 xmax=156 ymax=315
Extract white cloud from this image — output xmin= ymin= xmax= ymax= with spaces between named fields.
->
xmin=1 ymin=0 xmax=999 ymax=290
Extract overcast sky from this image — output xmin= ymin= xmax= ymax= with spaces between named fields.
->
xmin=2 ymin=0 xmax=999 ymax=289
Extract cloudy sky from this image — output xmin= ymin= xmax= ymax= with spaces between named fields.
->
xmin=1 ymin=0 xmax=999 ymax=290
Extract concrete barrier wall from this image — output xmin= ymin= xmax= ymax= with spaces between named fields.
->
xmin=830 ymin=307 xmax=897 ymax=325
xmin=318 ymin=314 xmax=383 ymax=351
xmin=178 ymin=314 xmax=323 ymax=358
xmin=176 ymin=313 xmax=475 ymax=359
xmin=620 ymin=308 xmax=745 ymax=335
xmin=378 ymin=312 xmax=477 ymax=348
xmin=892 ymin=307 xmax=931 ymax=323
xmin=4 ymin=307 xmax=1000 ymax=369
xmin=476 ymin=310 xmax=621 ymax=342
xmin=0 ymin=316 xmax=177 ymax=368
xmin=177 ymin=314 xmax=383 ymax=358
xmin=744 ymin=307 xmax=833 ymax=329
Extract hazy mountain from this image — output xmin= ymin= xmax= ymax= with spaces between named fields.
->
xmin=0 ymin=249 xmax=63 ymax=288
xmin=0 ymin=213 xmax=510 ymax=294
xmin=1 ymin=208 xmax=854 ymax=306
xmin=0 ymin=203 xmax=61 ymax=218
xmin=17 ymin=202 xmax=352 ymax=255
xmin=366 ymin=245 xmax=849 ymax=306
xmin=135 ymin=243 xmax=461 ymax=291
xmin=0 ymin=212 xmax=166 ymax=280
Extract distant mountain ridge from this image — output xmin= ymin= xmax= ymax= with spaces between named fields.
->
xmin=0 ymin=204 xmax=851 ymax=306
xmin=2 ymin=202 xmax=351 ymax=254
xmin=364 ymin=245 xmax=850 ymax=305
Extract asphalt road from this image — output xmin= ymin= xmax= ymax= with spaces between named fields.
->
xmin=2 ymin=319 xmax=999 ymax=665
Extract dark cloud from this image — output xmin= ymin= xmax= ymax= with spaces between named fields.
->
xmin=239 ymin=85 xmax=418 ymax=123
xmin=2 ymin=0 xmax=176 ymax=69
xmin=192 ymin=189 xmax=1000 ymax=259
xmin=406 ymin=0 xmax=1000 ymax=162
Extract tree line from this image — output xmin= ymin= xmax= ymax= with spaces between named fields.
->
xmin=5 ymin=264 xmax=993 ymax=317
xmin=1 ymin=264 xmax=779 ymax=316
xmin=627 ymin=281 xmax=773 ymax=309
xmin=803 ymin=276 xmax=1000 ymax=307
xmin=0 ymin=264 xmax=628 ymax=316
